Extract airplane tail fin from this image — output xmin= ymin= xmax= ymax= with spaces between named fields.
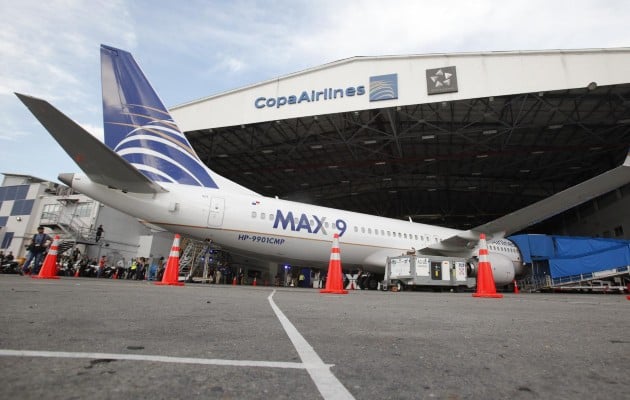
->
xmin=101 ymin=45 xmax=256 ymax=194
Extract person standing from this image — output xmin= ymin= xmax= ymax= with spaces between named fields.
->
xmin=95 ymin=225 xmax=104 ymax=242
xmin=97 ymin=255 xmax=106 ymax=278
xmin=21 ymin=226 xmax=51 ymax=275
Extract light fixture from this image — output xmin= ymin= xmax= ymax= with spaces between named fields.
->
xmin=363 ymin=140 xmax=377 ymax=145
xmin=421 ymin=135 xmax=435 ymax=140
xmin=374 ymin=161 xmax=386 ymax=165
xmin=310 ymin=144 xmax=323 ymax=149
xmin=587 ymin=82 xmax=597 ymax=91
xmin=16 ymin=217 xmax=22 ymax=221
xmin=548 ymin=124 xmax=563 ymax=129
xmin=482 ymin=129 xmax=497 ymax=135
xmin=261 ymin=149 xmax=274 ymax=154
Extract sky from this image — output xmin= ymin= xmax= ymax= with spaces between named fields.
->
xmin=1 ymin=0 xmax=629 ymax=183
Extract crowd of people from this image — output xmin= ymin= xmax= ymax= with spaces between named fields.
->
xmin=58 ymin=254 xmax=167 ymax=281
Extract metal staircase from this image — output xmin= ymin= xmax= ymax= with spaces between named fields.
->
xmin=39 ymin=209 xmax=98 ymax=245
xmin=178 ymin=238 xmax=215 ymax=282
xmin=517 ymin=265 xmax=630 ymax=292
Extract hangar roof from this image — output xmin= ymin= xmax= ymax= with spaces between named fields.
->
xmin=171 ymin=48 xmax=630 ymax=230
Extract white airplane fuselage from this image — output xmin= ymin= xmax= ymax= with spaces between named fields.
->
xmin=65 ymin=173 xmax=522 ymax=284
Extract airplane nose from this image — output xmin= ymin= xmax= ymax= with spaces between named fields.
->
xmin=58 ymin=173 xmax=75 ymax=187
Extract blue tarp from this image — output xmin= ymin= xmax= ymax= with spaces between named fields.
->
xmin=508 ymin=234 xmax=630 ymax=278
xmin=549 ymin=244 xmax=630 ymax=277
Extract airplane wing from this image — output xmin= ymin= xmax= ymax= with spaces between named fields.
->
xmin=425 ymin=152 xmax=630 ymax=253
xmin=15 ymin=93 xmax=166 ymax=194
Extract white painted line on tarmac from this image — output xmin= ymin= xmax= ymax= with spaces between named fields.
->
xmin=268 ymin=290 xmax=355 ymax=400
xmin=0 ymin=349 xmax=306 ymax=369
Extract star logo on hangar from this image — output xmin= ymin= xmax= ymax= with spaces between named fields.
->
xmin=430 ymin=69 xmax=453 ymax=88
xmin=425 ymin=66 xmax=458 ymax=95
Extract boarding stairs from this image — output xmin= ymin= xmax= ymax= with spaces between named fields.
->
xmin=178 ymin=238 xmax=215 ymax=282
xmin=517 ymin=265 xmax=630 ymax=292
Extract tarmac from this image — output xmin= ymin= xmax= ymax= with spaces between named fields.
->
xmin=0 ymin=275 xmax=628 ymax=400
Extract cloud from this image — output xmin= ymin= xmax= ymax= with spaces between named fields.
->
xmin=1 ymin=0 xmax=629 ymax=183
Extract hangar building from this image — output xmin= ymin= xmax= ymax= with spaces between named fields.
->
xmin=170 ymin=48 xmax=630 ymax=239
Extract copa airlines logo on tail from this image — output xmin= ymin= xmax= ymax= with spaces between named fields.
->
xmin=111 ymin=105 xmax=218 ymax=188
xmin=254 ymin=73 xmax=399 ymax=109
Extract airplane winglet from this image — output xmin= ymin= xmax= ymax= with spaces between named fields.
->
xmin=15 ymin=93 xmax=167 ymax=194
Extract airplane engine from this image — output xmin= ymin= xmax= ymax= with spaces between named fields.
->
xmin=467 ymin=253 xmax=516 ymax=286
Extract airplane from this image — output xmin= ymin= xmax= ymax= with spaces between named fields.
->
xmin=16 ymin=45 xmax=630 ymax=288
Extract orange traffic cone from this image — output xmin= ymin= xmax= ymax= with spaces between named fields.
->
xmin=232 ymin=277 xmax=237 ymax=285
xmin=320 ymin=233 xmax=348 ymax=295
xmin=32 ymin=235 xmax=60 ymax=280
xmin=513 ymin=280 xmax=520 ymax=294
xmin=155 ymin=234 xmax=184 ymax=286
xmin=472 ymin=233 xmax=503 ymax=298
xmin=252 ymin=277 xmax=257 ymax=286
xmin=74 ymin=267 xmax=80 ymax=278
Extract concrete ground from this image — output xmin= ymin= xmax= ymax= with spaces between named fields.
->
xmin=0 ymin=275 xmax=628 ymax=399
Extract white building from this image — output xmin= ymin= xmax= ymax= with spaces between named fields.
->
xmin=0 ymin=173 xmax=173 ymax=265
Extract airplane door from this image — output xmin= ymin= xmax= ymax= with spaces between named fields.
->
xmin=207 ymin=197 xmax=225 ymax=227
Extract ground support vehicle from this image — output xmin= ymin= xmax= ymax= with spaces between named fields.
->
xmin=383 ymin=255 xmax=475 ymax=292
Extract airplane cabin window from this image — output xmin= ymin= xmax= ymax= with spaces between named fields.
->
xmin=361 ymin=227 xmax=365 ymax=233
xmin=269 ymin=214 xmax=274 ymax=221
xmin=261 ymin=212 xmax=266 ymax=219
xmin=354 ymin=226 xmax=358 ymax=232
xmin=252 ymin=211 xmax=257 ymax=218
xmin=368 ymin=228 xmax=372 ymax=234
